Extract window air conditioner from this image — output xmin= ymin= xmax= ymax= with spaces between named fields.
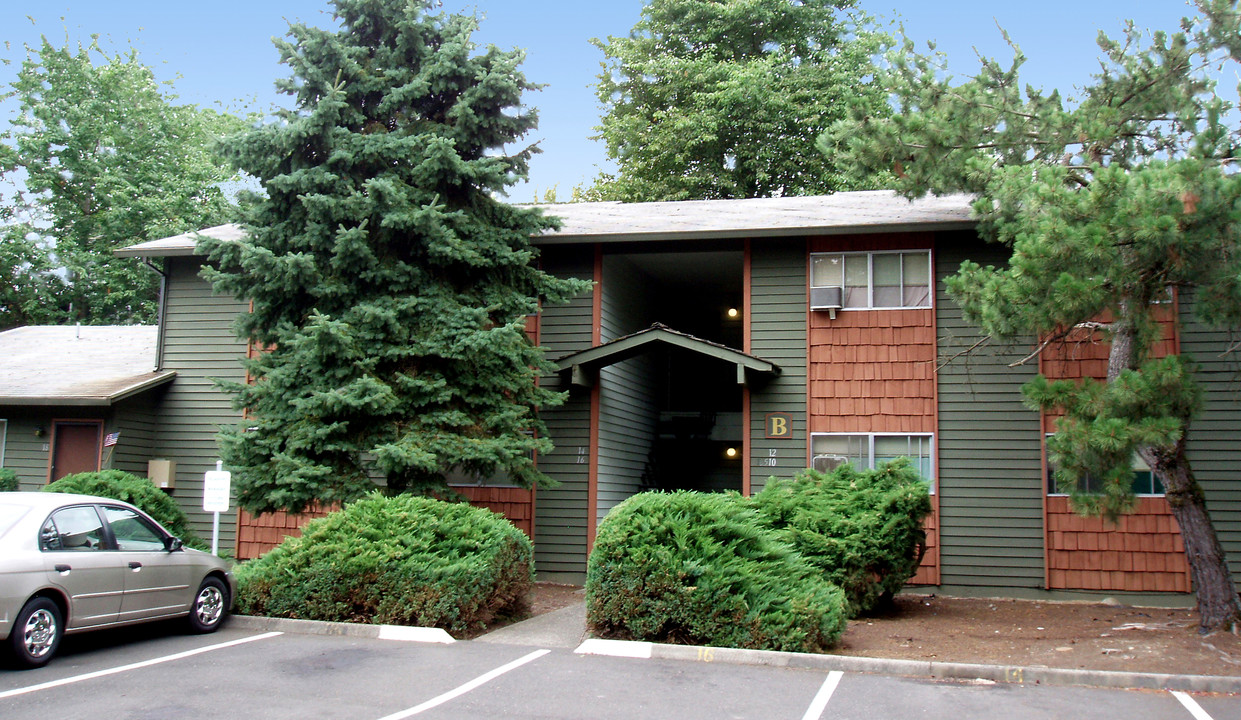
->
xmin=810 ymin=286 xmax=843 ymax=318
xmin=812 ymin=454 xmax=849 ymax=473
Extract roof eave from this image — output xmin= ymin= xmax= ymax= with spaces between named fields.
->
xmin=533 ymin=220 xmax=977 ymax=246
xmin=0 ymin=370 xmax=176 ymax=407
xmin=113 ymin=246 xmax=201 ymax=259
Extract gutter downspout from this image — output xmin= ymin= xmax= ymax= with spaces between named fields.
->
xmin=141 ymin=258 xmax=168 ymax=371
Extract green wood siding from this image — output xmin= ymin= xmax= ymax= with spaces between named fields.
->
xmin=596 ymin=255 xmax=660 ymax=525
xmin=151 ymin=257 xmax=249 ymax=549
xmin=108 ymin=394 xmax=162 ymax=477
xmin=935 ymin=234 xmax=1046 ymax=589
xmin=534 ymin=246 xmax=595 ymax=579
xmin=749 ymin=239 xmax=808 ymax=492
xmin=1178 ymin=295 xmax=1241 ymax=583
xmin=3 ymin=412 xmax=59 ymax=488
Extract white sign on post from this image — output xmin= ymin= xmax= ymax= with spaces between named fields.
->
xmin=203 ymin=468 xmax=231 ymax=512
xmin=203 ymin=461 xmax=232 ymax=556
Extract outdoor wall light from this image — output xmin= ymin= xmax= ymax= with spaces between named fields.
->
xmin=34 ymin=426 xmax=46 ymax=438
xmin=725 ymin=447 xmax=738 ymax=459
xmin=726 ymin=307 xmax=740 ymax=319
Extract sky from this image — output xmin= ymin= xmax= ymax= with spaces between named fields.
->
xmin=0 ymin=1 xmax=1205 ymax=204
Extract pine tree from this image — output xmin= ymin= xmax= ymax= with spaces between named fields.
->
xmin=200 ymin=0 xmax=588 ymax=514
xmin=823 ymin=0 xmax=1241 ymax=631
xmin=591 ymin=0 xmax=890 ymax=201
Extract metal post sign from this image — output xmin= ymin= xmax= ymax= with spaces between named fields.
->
xmin=203 ymin=461 xmax=231 ymax=556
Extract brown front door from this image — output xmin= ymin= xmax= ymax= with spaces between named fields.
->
xmin=50 ymin=421 xmax=103 ymax=481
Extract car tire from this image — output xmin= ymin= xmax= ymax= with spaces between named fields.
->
xmin=187 ymin=577 xmax=229 ymax=634
xmin=8 ymin=597 xmax=62 ymax=669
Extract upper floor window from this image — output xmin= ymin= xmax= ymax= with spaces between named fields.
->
xmin=810 ymin=251 xmax=932 ymax=310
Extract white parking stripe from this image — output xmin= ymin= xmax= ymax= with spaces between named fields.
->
xmin=374 ymin=648 xmax=551 ymax=720
xmin=801 ymin=671 xmax=843 ymax=720
xmin=1171 ymin=690 xmax=1215 ymax=720
xmin=0 ymin=631 xmax=283 ymax=700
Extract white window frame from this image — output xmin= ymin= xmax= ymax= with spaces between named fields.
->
xmin=810 ymin=250 xmax=933 ymax=310
xmin=810 ymin=432 xmax=935 ymax=493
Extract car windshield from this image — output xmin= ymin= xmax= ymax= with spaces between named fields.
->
xmin=0 ymin=503 xmax=31 ymax=538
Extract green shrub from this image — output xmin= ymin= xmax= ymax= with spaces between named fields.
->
xmin=0 ymin=468 xmax=17 ymax=492
xmin=750 ymin=459 xmax=933 ymax=617
xmin=44 ymin=469 xmax=203 ymax=547
xmin=235 ymin=493 xmax=533 ymax=635
xmin=586 ymin=491 xmax=847 ymax=653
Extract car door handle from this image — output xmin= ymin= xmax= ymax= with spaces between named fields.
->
xmin=54 ymin=564 xmax=71 ymax=573
xmin=129 ymin=562 xmax=143 ymax=570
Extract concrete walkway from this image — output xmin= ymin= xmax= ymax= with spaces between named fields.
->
xmin=475 ymin=601 xmax=588 ymax=649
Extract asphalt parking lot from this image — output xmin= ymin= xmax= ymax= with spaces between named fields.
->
xmin=2 ymin=623 xmax=1237 ymax=719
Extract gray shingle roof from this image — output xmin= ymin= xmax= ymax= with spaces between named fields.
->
xmin=533 ymin=191 xmax=975 ymax=243
xmin=0 ymin=326 xmax=175 ymax=406
xmin=114 ymin=191 xmax=976 ymax=257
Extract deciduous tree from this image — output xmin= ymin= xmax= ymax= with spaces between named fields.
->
xmin=1 ymin=37 xmax=242 ymax=326
xmin=592 ymin=0 xmax=890 ymax=201
xmin=823 ymin=0 xmax=1241 ymax=630
xmin=200 ymin=0 xmax=587 ymax=514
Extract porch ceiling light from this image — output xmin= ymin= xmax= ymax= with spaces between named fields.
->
xmin=725 ymin=447 xmax=738 ymax=459
xmin=726 ymin=307 xmax=740 ymax=319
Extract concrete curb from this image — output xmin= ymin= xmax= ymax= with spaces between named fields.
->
xmin=574 ymin=638 xmax=1241 ymax=694
xmin=226 ymin=615 xmax=1240 ymax=693
xmin=227 ymin=615 xmax=454 ymax=644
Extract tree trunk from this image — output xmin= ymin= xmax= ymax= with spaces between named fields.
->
xmin=1138 ymin=443 xmax=1241 ymax=633
xmin=1110 ymin=302 xmax=1241 ymax=633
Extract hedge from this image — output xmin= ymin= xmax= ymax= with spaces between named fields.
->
xmin=0 ymin=468 xmax=16 ymax=492
xmin=235 ymin=493 xmax=533 ymax=635
xmin=586 ymin=491 xmax=847 ymax=653
xmin=750 ymin=459 xmax=932 ymax=616
xmin=44 ymin=469 xmax=204 ymax=548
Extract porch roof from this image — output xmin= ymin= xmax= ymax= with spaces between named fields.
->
xmin=0 ymin=326 xmax=175 ymax=406
xmin=555 ymin=323 xmax=780 ymax=388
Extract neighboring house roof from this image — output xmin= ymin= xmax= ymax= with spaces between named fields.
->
xmin=555 ymin=323 xmax=780 ymax=388
xmin=113 ymin=191 xmax=977 ymax=257
xmin=0 ymin=326 xmax=175 ymax=406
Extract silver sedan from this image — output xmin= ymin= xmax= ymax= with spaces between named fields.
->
xmin=0 ymin=492 xmax=236 ymax=669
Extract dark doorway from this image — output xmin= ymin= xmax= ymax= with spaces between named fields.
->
xmin=596 ymin=247 xmax=747 ymax=505
xmin=49 ymin=421 xmax=103 ymax=481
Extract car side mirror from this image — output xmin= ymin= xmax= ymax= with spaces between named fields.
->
xmin=164 ymin=536 xmax=183 ymax=552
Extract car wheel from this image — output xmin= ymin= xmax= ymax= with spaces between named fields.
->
xmin=187 ymin=577 xmax=228 ymax=633
xmin=8 ymin=597 xmax=62 ymax=669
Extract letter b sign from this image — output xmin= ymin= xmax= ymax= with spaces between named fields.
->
xmin=765 ymin=412 xmax=793 ymax=439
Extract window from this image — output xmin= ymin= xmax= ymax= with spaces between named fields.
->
xmin=1044 ymin=440 xmax=1164 ymax=496
xmin=811 ymin=433 xmax=935 ymax=491
xmin=41 ymin=506 xmax=107 ymax=552
xmin=103 ymin=506 xmax=167 ymax=552
xmin=810 ymin=251 xmax=932 ymax=309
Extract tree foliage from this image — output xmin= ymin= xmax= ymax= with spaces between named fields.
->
xmin=0 ymin=37 xmax=242 ymax=327
xmin=591 ymin=0 xmax=891 ymax=201
xmin=822 ymin=0 xmax=1241 ymax=630
xmin=201 ymin=0 xmax=588 ymax=515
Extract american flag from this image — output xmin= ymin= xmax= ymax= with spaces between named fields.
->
xmin=103 ymin=432 xmax=120 ymax=447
